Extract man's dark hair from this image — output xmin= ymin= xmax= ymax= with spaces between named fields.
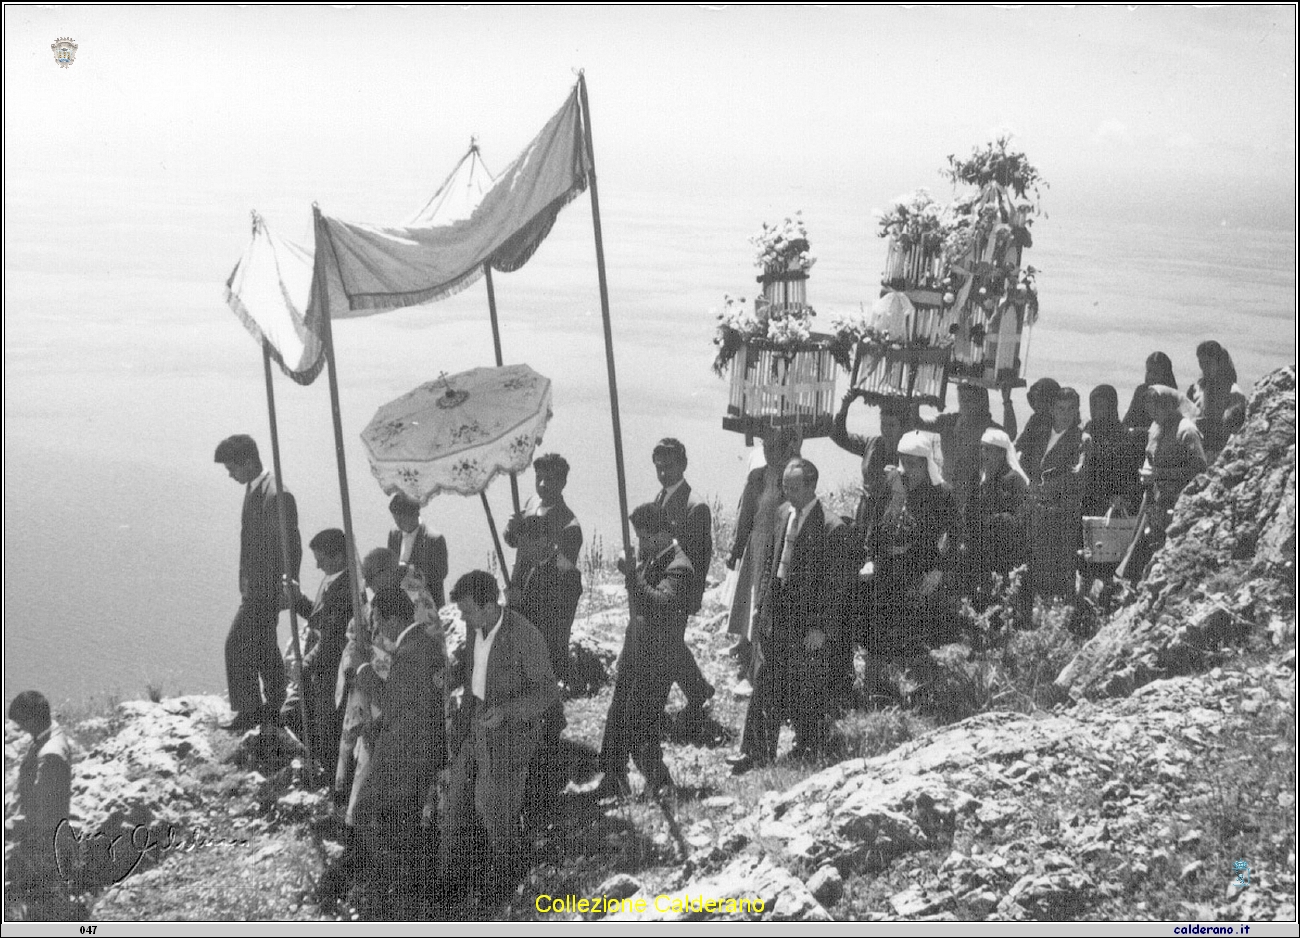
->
xmin=652 ymin=437 xmax=688 ymax=469
xmin=450 ymin=570 xmax=500 ymax=606
xmin=388 ymin=493 xmax=421 ymax=516
xmin=371 ymin=587 xmax=414 ymax=623
xmin=213 ymin=434 xmax=261 ymax=467
xmin=785 ymin=456 xmax=819 ymax=487
xmin=8 ymin=690 xmax=51 ymax=729
xmin=309 ymin=528 xmax=347 ymax=556
xmin=532 ymin=453 xmax=570 ymax=482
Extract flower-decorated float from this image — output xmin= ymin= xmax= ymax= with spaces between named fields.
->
xmin=844 ymin=138 xmax=1045 ymax=406
xmin=713 ymin=214 xmax=846 ymax=440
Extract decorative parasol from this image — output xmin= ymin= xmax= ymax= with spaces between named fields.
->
xmin=361 ymin=363 xmax=552 ymax=575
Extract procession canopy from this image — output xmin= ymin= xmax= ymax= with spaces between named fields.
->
xmin=313 ymin=83 xmax=592 ymax=317
xmin=408 ymin=142 xmax=496 ymax=227
xmin=224 ymin=214 xmax=325 ymax=385
xmin=227 ymin=146 xmax=496 ymax=384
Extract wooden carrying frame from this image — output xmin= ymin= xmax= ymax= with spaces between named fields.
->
xmin=723 ymin=335 xmax=838 ymax=438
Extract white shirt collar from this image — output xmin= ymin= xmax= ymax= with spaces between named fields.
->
xmin=790 ymin=498 xmax=819 ymax=536
xmin=471 ymin=608 xmax=506 ymax=701
xmin=248 ymin=468 xmax=270 ymax=493
xmin=399 ymin=526 xmax=419 ymax=562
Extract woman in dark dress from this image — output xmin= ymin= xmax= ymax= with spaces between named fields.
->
xmin=1079 ymin=384 xmax=1143 ymax=594
xmin=1015 ymin=376 xmax=1061 ymax=481
xmin=964 ymin=427 xmax=1031 ymax=606
xmin=1082 ymin=385 xmax=1143 ymax=518
xmin=863 ymin=431 xmax=962 ymax=664
xmin=1122 ymin=351 xmax=1178 ymax=434
xmin=1024 ymin=387 xmax=1092 ymax=600
xmin=1187 ymin=341 xmax=1248 ymax=462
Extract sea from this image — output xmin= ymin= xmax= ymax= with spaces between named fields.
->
xmin=3 ymin=176 xmax=1296 ymax=708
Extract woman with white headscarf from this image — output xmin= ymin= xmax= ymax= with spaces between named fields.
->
xmin=964 ymin=427 xmax=1031 ymax=604
xmin=860 ymin=431 xmax=962 ymax=680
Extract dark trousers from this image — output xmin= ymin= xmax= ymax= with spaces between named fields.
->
xmin=283 ymin=678 xmax=344 ymax=771
xmin=598 ymin=636 xmax=673 ymax=789
xmin=226 ymin=599 xmax=286 ymax=714
xmin=739 ymin=636 xmax=829 ymax=761
xmin=669 ymin=631 xmax=712 ymax=705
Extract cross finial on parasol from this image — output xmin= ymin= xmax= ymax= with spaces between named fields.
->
xmin=436 ymin=370 xmax=469 ymax=409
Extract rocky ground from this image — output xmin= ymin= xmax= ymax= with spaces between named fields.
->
xmin=5 ymin=368 xmax=1295 ymax=923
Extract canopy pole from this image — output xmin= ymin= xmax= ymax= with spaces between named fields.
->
xmin=261 ymin=340 xmax=313 ymax=774
xmin=577 ymin=73 xmax=634 ymax=569
xmin=312 ymin=206 xmax=369 ymax=719
xmin=484 ymin=263 xmax=523 ymax=516
xmin=479 ymin=491 xmax=511 ymax=582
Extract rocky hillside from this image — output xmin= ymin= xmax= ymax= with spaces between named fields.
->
xmin=602 ymin=366 xmax=1297 ymax=923
xmin=1057 ymin=366 xmax=1296 ymax=699
xmin=5 ymin=367 xmax=1295 ymax=923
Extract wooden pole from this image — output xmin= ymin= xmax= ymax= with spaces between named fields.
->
xmin=484 ymin=263 xmax=523 ymax=516
xmin=261 ymin=340 xmax=313 ymax=773
xmin=312 ymin=206 xmax=370 ymax=719
xmin=577 ymin=73 xmax=634 ymax=568
xmin=480 ymin=492 xmax=511 ymax=579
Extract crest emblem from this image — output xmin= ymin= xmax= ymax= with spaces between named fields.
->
xmin=51 ymin=37 xmax=77 ymax=68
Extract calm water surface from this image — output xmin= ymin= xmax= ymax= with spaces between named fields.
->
xmin=4 ymin=179 xmax=1295 ymax=705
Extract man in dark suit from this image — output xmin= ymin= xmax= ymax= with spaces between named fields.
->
xmin=443 ymin=570 xmax=560 ymax=901
xmin=387 ymin=493 xmax=449 ymax=609
xmin=318 ymin=587 xmax=445 ymax=903
xmin=282 ymin=528 xmax=352 ymax=764
xmin=509 ymin=513 xmax=584 ymax=819
xmin=508 ymin=516 xmax=583 ymax=688
xmin=591 ymin=502 xmax=694 ymax=799
xmin=214 ymin=434 xmax=302 ymax=733
xmin=504 ymin=453 xmax=583 ymax=566
xmin=7 ymin=691 xmax=72 ymax=907
xmin=729 ymin=457 xmax=849 ymax=773
xmin=651 ymin=439 xmax=715 ymax=711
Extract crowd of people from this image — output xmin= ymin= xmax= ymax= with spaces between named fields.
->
xmin=206 ymin=434 xmax=719 ymax=908
xmin=720 ymin=341 xmax=1238 ymax=767
xmin=5 ymin=341 xmax=1244 ymax=915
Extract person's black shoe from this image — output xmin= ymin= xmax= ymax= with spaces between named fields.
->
xmin=726 ymin=753 xmax=763 ymax=775
xmin=221 ymin=710 xmax=260 ymax=733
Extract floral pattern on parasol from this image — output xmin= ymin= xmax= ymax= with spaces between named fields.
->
xmin=361 ymin=364 xmax=552 ymax=503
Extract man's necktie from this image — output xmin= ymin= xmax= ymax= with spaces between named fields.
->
xmin=776 ymin=509 xmax=798 ymax=582
xmin=655 ymin=489 xmax=667 ymax=508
